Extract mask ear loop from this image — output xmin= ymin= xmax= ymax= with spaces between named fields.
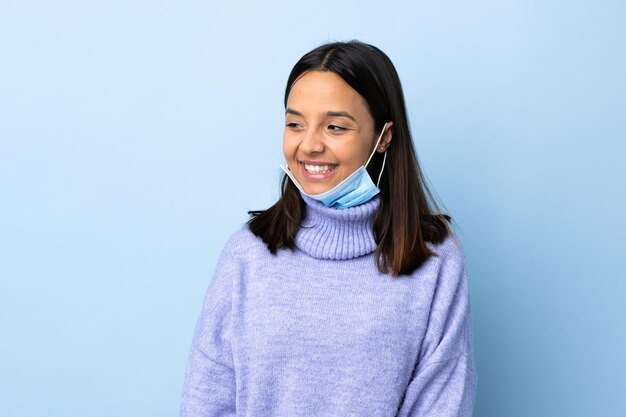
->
xmin=366 ymin=122 xmax=388 ymax=168
xmin=376 ymin=150 xmax=387 ymax=188
xmin=366 ymin=121 xmax=389 ymax=188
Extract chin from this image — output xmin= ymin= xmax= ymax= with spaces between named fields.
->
xmin=298 ymin=183 xmax=324 ymax=195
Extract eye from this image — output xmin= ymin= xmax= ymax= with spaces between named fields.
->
xmin=285 ymin=122 xmax=301 ymax=129
xmin=328 ymin=125 xmax=347 ymax=132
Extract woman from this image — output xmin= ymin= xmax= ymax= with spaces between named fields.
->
xmin=180 ymin=40 xmax=477 ymax=417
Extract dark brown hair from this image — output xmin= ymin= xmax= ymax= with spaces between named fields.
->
xmin=247 ymin=40 xmax=453 ymax=277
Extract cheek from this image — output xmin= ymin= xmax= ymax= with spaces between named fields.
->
xmin=333 ymin=143 xmax=362 ymax=166
xmin=281 ymin=140 xmax=289 ymax=158
xmin=282 ymin=135 xmax=298 ymax=158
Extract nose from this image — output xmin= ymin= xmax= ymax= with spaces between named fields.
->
xmin=299 ymin=128 xmax=325 ymax=154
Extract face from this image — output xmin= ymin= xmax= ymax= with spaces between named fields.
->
xmin=283 ymin=70 xmax=393 ymax=195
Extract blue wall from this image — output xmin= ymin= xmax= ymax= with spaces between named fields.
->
xmin=1 ymin=1 xmax=624 ymax=416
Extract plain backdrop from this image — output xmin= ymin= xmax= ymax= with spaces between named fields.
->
xmin=1 ymin=1 xmax=625 ymax=416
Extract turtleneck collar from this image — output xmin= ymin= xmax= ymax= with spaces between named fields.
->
xmin=295 ymin=190 xmax=380 ymax=260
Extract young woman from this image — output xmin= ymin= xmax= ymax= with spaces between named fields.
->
xmin=180 ymin=40 xmax=477 ymax=417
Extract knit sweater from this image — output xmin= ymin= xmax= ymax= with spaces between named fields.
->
xmin=180 ymin=191 xmax=477 ymax=417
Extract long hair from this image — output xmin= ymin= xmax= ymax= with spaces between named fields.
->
xmin=247 ymin=40 xmax=453 ymax=277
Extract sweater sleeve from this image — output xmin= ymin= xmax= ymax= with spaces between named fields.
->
xmin=179 ymin=231 xmax=242 ymax=417
xmin=396 ymin=236 xmax=478 ymax=417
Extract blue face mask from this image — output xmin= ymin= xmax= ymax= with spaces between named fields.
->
xmin=279 ymin=122 xmax=389 ymax=209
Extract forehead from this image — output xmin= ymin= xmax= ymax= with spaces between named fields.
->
xmin=287 ymin=71 xmax=369 ymax=116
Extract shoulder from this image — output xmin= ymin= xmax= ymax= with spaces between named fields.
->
xmin=424 ymin=231 xmax=468 ymax=281
xmin=217 ymin=223 xmax=269 ymax=261
xmin=208 ymin=224 xmax=267 ymax=289
xmin=429 ymin=231 xmax=465 ymax=262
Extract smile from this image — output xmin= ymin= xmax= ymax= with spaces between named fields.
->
xmin=303 ymin=163 xmax=337 ymax=174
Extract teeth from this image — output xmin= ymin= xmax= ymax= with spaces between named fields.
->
xmin=304 ymin=164 xmax=335 ymax=174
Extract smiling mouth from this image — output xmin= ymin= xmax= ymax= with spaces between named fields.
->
xmin=303 ymin=164 xmax=337 ymax=174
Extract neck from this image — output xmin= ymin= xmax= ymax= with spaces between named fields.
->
xmin=295 ymin=190 xmax=380 ymax=260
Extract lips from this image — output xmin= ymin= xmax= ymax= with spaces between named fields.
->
xmin=299 ymin=161 xmax=338 ymax=179
xmin=303 ymin=163 xmax=336 ymax=174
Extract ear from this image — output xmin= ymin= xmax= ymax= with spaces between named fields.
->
xmin=378 ymin=121 xmax=394 ymax=152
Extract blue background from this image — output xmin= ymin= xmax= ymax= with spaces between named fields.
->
xmin=1 ymin=1 xmax=624 ymax=416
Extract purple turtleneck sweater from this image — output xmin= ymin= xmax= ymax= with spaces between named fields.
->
xmin=180 ymin=191 xmax=477 ymax=416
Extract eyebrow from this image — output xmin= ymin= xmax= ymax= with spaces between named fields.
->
xmin=285 ymin=108 xmax=357 ymax=122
